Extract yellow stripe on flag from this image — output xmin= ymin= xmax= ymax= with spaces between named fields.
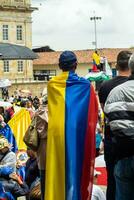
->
xmin=45 ymin=72 xmax=69 ymax=200
xmin=8 ymin=108 xmax=31 ymax=150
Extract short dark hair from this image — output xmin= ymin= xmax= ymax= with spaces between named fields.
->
xmin=116 ymin=51 xmax=132 ymax=71
xmin=59 ymin=62 xmax=77 ymax=71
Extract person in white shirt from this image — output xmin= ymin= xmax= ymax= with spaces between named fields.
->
xmin=91 ymin=170 xmax=106 ymax=200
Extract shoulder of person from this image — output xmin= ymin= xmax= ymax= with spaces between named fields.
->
xmin=35 ymin=108 xmax=48 ymax=122
xmin=6 ymin=151 xmax=16 ymax=157
xmin=99 ymin=79 xmax=114 ymax=90
xmin=35 ymin=106 xmax=47 ymax=116
xmin=106 ymin=82 xmax=124 ymax=103
xmin=3 ymin=151 xmax=16 ymax=161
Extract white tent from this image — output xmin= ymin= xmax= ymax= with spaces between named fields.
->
xmin=0 ymin=79 xmax=11 ymax=88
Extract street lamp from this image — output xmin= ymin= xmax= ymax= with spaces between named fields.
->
xmin=90 ymin=13 xmax=101 ymax=50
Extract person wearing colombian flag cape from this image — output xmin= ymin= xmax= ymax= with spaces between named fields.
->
xmin=45 ymin=51 xmax=98 ymax=200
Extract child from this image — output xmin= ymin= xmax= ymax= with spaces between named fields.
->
xmin=96 ymin=124 xmax=103 ymax=157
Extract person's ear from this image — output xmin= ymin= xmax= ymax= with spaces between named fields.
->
xmin=59 ymin=63 xmax=62 ymax=69
xmin=115 ymin=64 xmax=119 ymax=70
xmin=74 ymin=62 xmax=77 ymax=69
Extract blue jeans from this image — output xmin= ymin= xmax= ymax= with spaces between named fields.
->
xmin=114 ymin=156 xmax=134 ymax=200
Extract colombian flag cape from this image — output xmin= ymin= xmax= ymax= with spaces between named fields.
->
xmin=45 ymin=71 xmax=98 ymax=200
xmin=0 ymin=108 xmax=31 ymax=152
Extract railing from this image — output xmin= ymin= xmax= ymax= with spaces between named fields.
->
xmin=11 ymin=78 xmax=47 ymax=84
xmin=0 ymin=0 xmax=31 ymax=8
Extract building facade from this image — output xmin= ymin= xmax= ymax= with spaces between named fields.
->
xmin=33 ymin=48 xmax=130 ymax=80
xmin=0 ymin=0 xmax=36 ymax=80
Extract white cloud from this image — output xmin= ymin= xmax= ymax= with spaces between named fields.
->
xmin=32 ymin=0 xmax=134 ymax=50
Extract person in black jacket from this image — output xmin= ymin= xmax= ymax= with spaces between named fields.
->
xmin=104 ymin=53 xmax=134 ymax=200
xmin=25 ymin=148 xmax=40 ymax=200
xmin=98 ymin=51 xmax=132 ymax=200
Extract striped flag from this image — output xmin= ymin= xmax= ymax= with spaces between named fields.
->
xmin=0 ymin=108 xmax=31 ymax=152
xmin=45 ymin=71 xmax=98 ymax=200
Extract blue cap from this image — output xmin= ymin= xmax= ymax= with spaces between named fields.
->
xmin=59 ymin=51 xmax=77 ymax=65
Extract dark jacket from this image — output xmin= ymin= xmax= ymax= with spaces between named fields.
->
xmin=25 ymin=157 xmax=39 ymax=188
xmin=104 ymin=78 xmax=134 ymax=160
xmin=0 ymin=179 xmax=29 ymax=198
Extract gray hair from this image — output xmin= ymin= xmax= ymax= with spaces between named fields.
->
xmin=129 ymin=53 xmax=134 ymax=74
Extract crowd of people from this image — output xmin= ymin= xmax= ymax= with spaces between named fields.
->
xmin=0 ymin=93 xmax=48 ymax=199
xmin=0 ymin=49 xmax=133 ymax=200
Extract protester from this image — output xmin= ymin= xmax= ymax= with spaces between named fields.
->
xmin=0 ymin=137 xmax=29 ymax=199
xmin=6 ymin=172 xmax=29 ymax=199
xmin=98 ymin=50 xmax=132 ymax=200
xmin=13 ymin=96 xmax=18 ymax=104
xmin=96 ymin=125 xmax=103 ymax=157
xmin=2 ymin=88 xmax=9 ymax=100
xmin=25 ymin=148 xmax=40 ymax=200
xmin=92 ymin=50 xmax=101 ymax=71
xmin=45 ymin=51 xmax=98 ymax=200
xmin=0 ymin=114 xmax=6 ymax=128
xmin=5 ymin=107 xmax=15 ymax=123
xmin=26 ymin=100 xmax=35 ymax=119
xmin=27 ymin=96 xmax=33 ymax=103
xmin=16 ymin=151 xmax=27 ymax=182
xmin=0 ymin=107 xmax=6 ymax=122
xmin=0 ymin=137 xmax=16 ymax=173
xmin=25 ymin=149 xmax=39 ymax=188
xmin=9 ymin=95 xmax=14 ymax=104
xmin=100 ymin=56 xmax=105 ymax=71
xmin=33 ymin=96 xmax=40 ymax=110
xmin=35 ymin=94 xmax=48 ymax=200
xmin=20 ymin=101 xmax=27 ymax=108
xmin=104 ymin=53 xmax=134 ymax=200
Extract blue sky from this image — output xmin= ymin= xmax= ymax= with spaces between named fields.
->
xmin=32 ymin=0 xmax=134 ymax=50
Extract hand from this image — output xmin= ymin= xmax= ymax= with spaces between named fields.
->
xmin=9 ymin=173 xmax=23 ymax=185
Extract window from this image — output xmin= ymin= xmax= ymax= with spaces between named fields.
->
xmin=18 ymin=61 xmax=23 ymax=72
xmin=3 ymin=61 xmax=9 ymax=72
xmin=3 ymin=25 xmax=8 ymax=40
xmin=17 ymin=25 xmax=22 ymax=40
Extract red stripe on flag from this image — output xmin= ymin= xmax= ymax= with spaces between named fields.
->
xmin=81 ymin=85 xmax=98 ymax=200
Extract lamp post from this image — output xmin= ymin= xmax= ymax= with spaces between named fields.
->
xmin=90 ymin=13 xmax=101 ymax=50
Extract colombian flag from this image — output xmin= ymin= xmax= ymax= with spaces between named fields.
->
xmin=0 ymin=108 xmax=31 ymax=151
xmin=45 ymin=71 xmax=98 ymax=200
xmin=8 ymin=108 xmax=31 ymax=150
xmin=92 ymin=52 xmax=100 ymax=72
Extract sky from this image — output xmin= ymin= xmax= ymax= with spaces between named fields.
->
xmin=32 ymin=0 xmax=134 ymax=51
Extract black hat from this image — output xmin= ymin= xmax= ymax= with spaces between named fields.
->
xmin=59 ymin=51 xmax=77 ymax=66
